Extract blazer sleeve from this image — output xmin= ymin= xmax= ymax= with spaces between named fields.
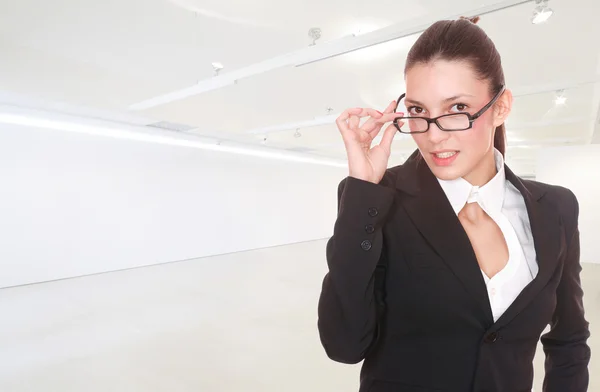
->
xmin=541 ymin=189 xmax=591 ymax=392
xmin=317 ymin=175 xmax=395 ymax=364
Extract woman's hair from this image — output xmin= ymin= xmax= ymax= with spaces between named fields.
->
xmin=404 ymin=16 xmax=507 ymax=156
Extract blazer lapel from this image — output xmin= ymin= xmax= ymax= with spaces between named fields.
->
xmin=493 ymin=165 xmax=565 ymax=328
xmin=395 ymin=151 xmax=493 ymax=324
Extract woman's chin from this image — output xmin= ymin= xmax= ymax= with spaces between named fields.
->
xmin=426 ymin=160 xmax=465 ymax=181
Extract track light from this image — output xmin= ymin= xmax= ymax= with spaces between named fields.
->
xmin=532 ymin=0 xmax=553 ymax=24
xmin=308 ymin=27 xmax=322 ymax=46
xmin=212 ymin=62 xmax=224 ymax=76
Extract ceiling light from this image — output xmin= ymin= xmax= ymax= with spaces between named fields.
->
xmin=554 ymin=96 xmax=567 ymax=105
xmin=554 ymin=89 xmax=567 ymax=105
xmin=531 ymin=0 xmax=553 ymax=24
xmin=212 ymin=62 xmax=224 ymax=76
xmin=308 ymin=27 xmax=322 ymax=46
xmin=0 ymin=111 xmax=347 ymax=168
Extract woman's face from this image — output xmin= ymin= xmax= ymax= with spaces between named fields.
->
xmin=404 ymin=59 xmax=511 ymax=184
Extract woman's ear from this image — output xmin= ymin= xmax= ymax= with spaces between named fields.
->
xmin=493 ymin=88 xmax=513 ymax=127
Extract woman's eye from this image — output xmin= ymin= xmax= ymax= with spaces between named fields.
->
xmin=451 ymin=103 xmax=468 ymax=112
xmin=408 ymin=106 xmax=425 ymax=115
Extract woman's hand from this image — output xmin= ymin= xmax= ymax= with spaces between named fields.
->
xmin=336 ymin=101 xmax=404 ymax=184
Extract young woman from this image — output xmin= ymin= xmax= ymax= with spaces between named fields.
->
xmin=317 ymin=16 xmax=591 ymax=392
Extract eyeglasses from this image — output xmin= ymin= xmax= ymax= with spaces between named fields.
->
xmin=392 ymin=86 xmax=506 ymax=134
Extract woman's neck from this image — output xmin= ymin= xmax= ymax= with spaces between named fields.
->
xmin=462 ymin=149 xmax=498 ymax=187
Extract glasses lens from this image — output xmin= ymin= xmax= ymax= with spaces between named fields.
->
xmin=437 ymin=114 xmax=470 ymax=130
xmin=403 ymin=118 xmax=429 ymax=133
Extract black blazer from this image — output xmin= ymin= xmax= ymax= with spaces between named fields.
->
xmin=317 ymin=150 xmax=591 ymax=392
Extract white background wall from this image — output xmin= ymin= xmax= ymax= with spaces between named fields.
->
xmin=0 ymin=124 xmax=346 ymax=288
xmin=536 ymin=144 xmax=600 ymax=265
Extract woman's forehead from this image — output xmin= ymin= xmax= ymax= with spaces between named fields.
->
xmin=404 ymin=61 xmax=489 ymax=103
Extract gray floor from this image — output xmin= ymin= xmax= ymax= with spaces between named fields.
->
xmin=0 ymin=240 xmax=597 ymax=391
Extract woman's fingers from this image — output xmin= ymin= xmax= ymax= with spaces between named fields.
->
xmin=380 ymin=121 xmax=403 ymax=152
xmin=349 ymin=114 xmax=361 ymax=130
xmin=361 ymin=105 xmax=397 ymax=138
xmin=335 ymin=108 xmax=363 ymax=134
xmin=383 ymin=100 xmax=397 ymax=114
xmin=357 ymin=108 xmax=386 ymax=132
xmin=376 ymin=112 xmax=404 ymax=124
xmin=337 ymin=105 xmax=401 ymax=139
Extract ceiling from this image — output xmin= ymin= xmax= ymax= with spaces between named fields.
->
xmin=0 ymin=0 xmax=598 ymax=176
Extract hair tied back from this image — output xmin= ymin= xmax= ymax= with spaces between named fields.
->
xmin=460 ymin=15 xmax=481 ymax=24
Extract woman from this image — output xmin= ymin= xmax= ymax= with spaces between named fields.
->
xmin=317 ymin=16 xmax=591 ymax=392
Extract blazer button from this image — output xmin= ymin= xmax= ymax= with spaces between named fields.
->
xmin=361 ymin=240 xmax=372 ymax=251
xmin=485 ymin=331 xmax=499 ymax=343
xmin=365 ymin=224 xmax=375 ymax=234
xmin=368 ymin=207 xmax=378 ymax=217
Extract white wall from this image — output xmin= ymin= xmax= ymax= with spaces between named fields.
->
xmin=536 ymin=144 xmax=600 ymax=264
xmin=0 ymin=124 xmax=346 ymax=288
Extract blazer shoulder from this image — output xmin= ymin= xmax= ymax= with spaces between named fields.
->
xmin=523 ymin=179 xmax=579 ymax=224
xmin=524 ymin=179 xmax=577 ymax=204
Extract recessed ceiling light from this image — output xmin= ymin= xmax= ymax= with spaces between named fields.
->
xmin=532 ymin=0 xmax=553 ymax=24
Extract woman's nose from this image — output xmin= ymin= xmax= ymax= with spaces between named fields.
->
xmin=427 ymin=122 xmax=450 ymax=144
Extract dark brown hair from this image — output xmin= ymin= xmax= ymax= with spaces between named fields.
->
xmin=404 ymin=16 xmax=507 ymax=156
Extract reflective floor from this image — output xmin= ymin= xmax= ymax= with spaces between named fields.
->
xmin=0 ymin=240 xmax=597 ymax=391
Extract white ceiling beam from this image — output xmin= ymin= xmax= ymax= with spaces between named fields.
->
xmin=506 ymin=116 xmax=594 ymax=131
xmin=245 ymin=113 xmax=340 ymax=135
xmin=128 ymin=0 xmax=535 ymax=111
xmin=508 ymin=137 xmax=589 ymax=146
xmin=511 ymin=77 xmax=600 ymax=97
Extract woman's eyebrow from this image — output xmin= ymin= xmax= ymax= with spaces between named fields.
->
xmin=404 ymin=97 xmax=425 ymax=106
xmin=441 ymin=94 xmax=475 ymax=103
xmin=405 ymin=94 xmax=475 ymax=106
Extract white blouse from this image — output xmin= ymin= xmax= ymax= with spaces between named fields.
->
xmin=437 ymin=149 xmax=538 ymax=322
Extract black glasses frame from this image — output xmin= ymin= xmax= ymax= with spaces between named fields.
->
xmin=392 ymin=85 xmax=506 ymax=133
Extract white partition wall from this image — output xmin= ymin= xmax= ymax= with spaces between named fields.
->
xmin=0 ymin=124 xmax=346 ymax=288
xmin=536 ymin=144 xmax=600 ymax=265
